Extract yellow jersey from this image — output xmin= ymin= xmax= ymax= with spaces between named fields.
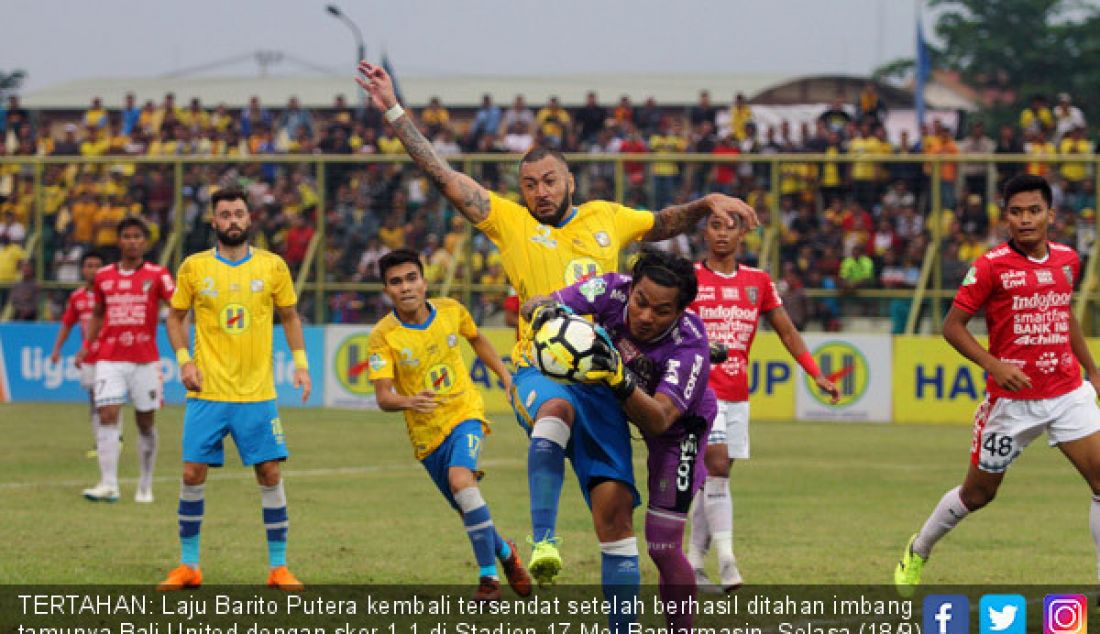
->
xmin=170 ymin=247 xmax=297 ymax=402
xmin=366 ymin=298 xmax=487 ymax=460
xmin=475 ymin=193 xmax=654 ymax=359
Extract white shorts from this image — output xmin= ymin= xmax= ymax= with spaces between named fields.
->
xmin=970 ymin=381 xmax=1100 ymax=473
xmin=79 ymin=363 xmax=96 ymax=391
xmin=94 ymin=360 xmax=163 ymax=411
xmin=707 ymin=400 xmax=750 ymax=460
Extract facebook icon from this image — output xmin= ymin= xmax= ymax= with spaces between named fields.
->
xmin=924 ymin=595 xmax=970 ymax=634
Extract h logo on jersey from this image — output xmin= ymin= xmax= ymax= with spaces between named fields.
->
xmin=425 ymin=363 xmax=454 ymax=393
xmin=220 ymin=304 xmax=250 ymax=334
xmin=564 ymin=257 xmax=601 ymax=285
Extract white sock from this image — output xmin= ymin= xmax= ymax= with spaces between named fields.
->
xmin=138 ymin=428 xmax=158 ymax=492
xmin=1091 ymin=495 xmax=1100 ymax=581
xmin=89 ymin=408 xmax=100 ymax=445
xmin=912 ymin=485 xmax=970 ymax=558
xmin=687 ymin=490 xmax=709 ymax=568
xmin=704 ymin=476 xmax=734 ymax=565
xmin=96 ymin=423 xmax=121 ymax=488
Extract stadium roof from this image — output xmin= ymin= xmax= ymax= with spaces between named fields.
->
xmin=19 ymin=72 xmax=808 ymax=110
xmin=22 ymin=72 xmax=974 ymax=112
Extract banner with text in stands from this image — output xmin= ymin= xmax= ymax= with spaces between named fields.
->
xmin=0 ymin=323 xmax=324 ymax=407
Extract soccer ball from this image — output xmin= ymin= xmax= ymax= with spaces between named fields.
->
xmin=532 ymin=315 xmax=600 ymax=383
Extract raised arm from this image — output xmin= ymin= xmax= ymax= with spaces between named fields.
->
xmin=356 ymin=62 xmax=491 ymax=224
xmin=645 ymin=192 xmax=760 ymax=242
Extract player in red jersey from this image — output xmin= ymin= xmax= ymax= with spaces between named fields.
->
xmin=895 ymin=174 xmax=1100 ymax=592
xmin=78 ymin=217 xmax=175 ymax=504
xmin=50 ymin=250 xmax=106 ymax=458
xmin=687 ymin=212 xmax=838 ymax=592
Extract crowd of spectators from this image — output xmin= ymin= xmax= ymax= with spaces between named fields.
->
xmin=0 ymin=85 xmax=1095 ymax=329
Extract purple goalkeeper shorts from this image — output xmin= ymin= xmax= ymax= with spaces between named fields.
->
xmin=645 ymin=413 xmax=711 ymax=513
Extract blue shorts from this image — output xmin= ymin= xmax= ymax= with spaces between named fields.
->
xmin=512 ymin=365 xmax=639 ymax=508
xmin=182 ymin=398 xmax=288 ymax=467
xmin=420 ymin=419 xmax=485 ymax=510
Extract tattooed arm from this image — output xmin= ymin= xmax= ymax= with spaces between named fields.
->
xmin=645 ymin=192 xmax=760 ymax=242
xmin=356 ymin=62 xmax=491 ymax=224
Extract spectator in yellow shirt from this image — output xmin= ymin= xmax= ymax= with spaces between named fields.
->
xmin=924 ymin=126 xmax=960 ymax=210
xmin=1059 ymin=126 xmax=1093 ymax=191
xmin=179 ymin=97 xmax=211 ymax=132
xmin=729 ymin=92 xmax=754 ymax=141
xmin=649 ymin=117 xmax=688 ymax=208
xmin=1019 ymin=94 xmax=1054 ymax=135
xmin=536 ymin=96 xmax=571 ymax=147
xmin=84 ymin=96 xmax=108 ymax=129
xmin=420 ymin=96 xmax=451 ymax=138
xmin=79 ymin=124 xmax=109 ymax=157
xmin=1025 ymin=130 xmax=1057 ymax=178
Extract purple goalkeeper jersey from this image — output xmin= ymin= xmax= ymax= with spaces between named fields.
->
xmin=555 ymin=273 xmax=717 ymax=511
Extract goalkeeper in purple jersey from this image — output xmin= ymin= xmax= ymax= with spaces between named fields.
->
xmin=523 ymin=248 xmax=717 ymax=632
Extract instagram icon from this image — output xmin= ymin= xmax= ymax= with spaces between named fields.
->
xmin=1044 ymin=595 xmax=1087 ymax=634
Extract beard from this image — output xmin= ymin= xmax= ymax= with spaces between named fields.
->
xmin=529 ymin=188 xmax=573 ymax=226
xmin=215 ymin=225 xmax=250 ymax=247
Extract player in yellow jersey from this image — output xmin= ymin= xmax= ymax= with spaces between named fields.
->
xmin=357 ymin=63 xmax=756 ymax=626
xmin=158 ymin=188 xmax=311 ymax=592
xmin=367 ymin=249 xmax=532 ymax=601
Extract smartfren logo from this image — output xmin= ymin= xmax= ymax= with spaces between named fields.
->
xmin=924 ymin=595 xmax=969 ymax=634
xmin=980 ymin=595 xmax=1025 ymax=634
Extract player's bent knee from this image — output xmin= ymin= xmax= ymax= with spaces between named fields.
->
xmin=960 ymin=484 xmax=996 ymax=510
xmin=182 ymin=463 xmax=208 ymax=485
xmin=448 ymin=467 xmax=477 ymax=493
xmin=253 ymin=461 xmax=281 ymax=486
xmin=536 ymin=398 xmax=575 ymax=425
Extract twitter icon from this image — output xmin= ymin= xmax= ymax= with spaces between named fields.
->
xmin=980 ymin=595 xmax=1026 ymax=634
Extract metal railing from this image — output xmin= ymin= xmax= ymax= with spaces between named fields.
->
xmin=1 ymin=152 xmax=1098 ymax=334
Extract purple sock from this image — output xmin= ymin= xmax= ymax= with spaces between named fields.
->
xmin=646 ymin=507 xmax=695 ymax=632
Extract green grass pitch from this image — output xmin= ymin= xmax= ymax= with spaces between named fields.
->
xmin=0 ymin=402 xmax=1093 ymax=585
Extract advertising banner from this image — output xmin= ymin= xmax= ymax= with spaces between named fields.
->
xmin=795 ymin=334 xmax=892 ymax=422
xmin=0 ymin=323 xmax=324 ymax=407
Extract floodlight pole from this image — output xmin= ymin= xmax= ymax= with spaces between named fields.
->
xmin=326 ymin=5 xmax=367 ymax=113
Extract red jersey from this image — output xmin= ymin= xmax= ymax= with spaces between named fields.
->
xmin=953 ymin=241 xmax=1081 ymax=401
xmin=92 ymin=262 xmax=175 ymax=364
xmin=689 ymin=261 xmax=782 ymax=401
xmin=62 ymin=287 xmax=99 ymax=363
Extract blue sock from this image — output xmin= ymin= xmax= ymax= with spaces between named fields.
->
xmin=261 ymin=482 xmax=288 ymax=568
xmin=528 ymin=418 xmax=569 ymax=543
xmin=601 ymin=539 xmax=640 ymax=634
xmin=495 ymin=530 xmax=511 ymax=561
xmin=178 ymin=483 xmax=204 ymax=566
xmin=455 ymin=487 xmax=498 ymax=578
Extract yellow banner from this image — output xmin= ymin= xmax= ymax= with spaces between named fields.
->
xmin=744 ymin=333 xmax=798 ymax=421
xmin=893 ymin=336 xmax=1100 ymax=425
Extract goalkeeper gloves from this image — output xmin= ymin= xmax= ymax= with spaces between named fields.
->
xmin=529 ymin=300 xmax=574 ymax=333
xmin=584 ymin=327 xmax=637 ymax=400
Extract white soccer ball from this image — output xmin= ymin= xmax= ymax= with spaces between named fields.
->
xmin=532 ymin=315 xmax=600 ymax=383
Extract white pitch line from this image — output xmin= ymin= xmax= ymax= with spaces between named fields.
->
xmin=0 ymin=458 xmax=526 ymax=490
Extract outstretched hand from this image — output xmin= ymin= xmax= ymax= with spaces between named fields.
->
xmin=355 ymin=62 xmax=399 ymax=112
xmin=704 ymin=193 xmax=760 ymax=231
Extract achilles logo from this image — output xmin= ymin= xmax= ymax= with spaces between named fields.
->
xmin=1011 ymin=290 xmax=1071 ymax=312
xmin=697 ymin=304 xmax=758 ymax=321
xmin=1013 ymin=333 xmax=1069 ymax=346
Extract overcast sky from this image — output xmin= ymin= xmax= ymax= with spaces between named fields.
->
xmin=3 ymin=0 xmax=945 ymax=92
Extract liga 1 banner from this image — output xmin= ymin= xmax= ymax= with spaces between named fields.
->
xmin=324 ymin=325 xmax=520 ymax=413
xmin=0 ymin=322 xmax=324 ymax=407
